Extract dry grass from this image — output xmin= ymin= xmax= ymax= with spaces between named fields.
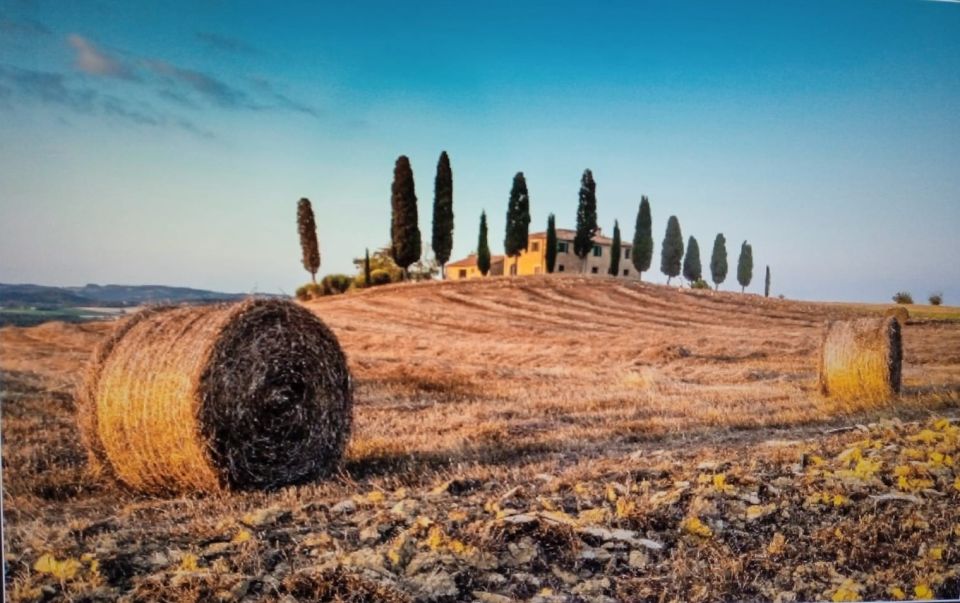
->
xmin=2 ymin=275 xmax=959 ymax=601
xmin=78 ymin=299 xmax=352 ymax=494
xmin=818 ymin=317 xmax=902 ymax=407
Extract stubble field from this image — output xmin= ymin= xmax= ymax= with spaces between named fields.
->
xmin=2 ymin=275 xmax=960 ymax=602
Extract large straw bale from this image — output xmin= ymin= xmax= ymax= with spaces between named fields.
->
xmin=818 ymin=317 xmax=902 ymax=402
xmin=77 ymin=299 xmax=352 ymax=494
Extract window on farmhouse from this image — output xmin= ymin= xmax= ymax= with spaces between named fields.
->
xmin=623 ymin=269 xmax=629 ymax=276
xmin=624 ymin=248 xmax=630 ymax=259
xmin=458 ymin=269 xmax=467 ymax=279
xmin=558 ymin=241 xmax=569 ymax=253
xmin=592 ymin=245 xmax=602 ymax=257
xmin=530 ymin=241 xmax=540 ymax=252
xmin=558 ymin=264 xmax=565 ymax=272
xmin=591 ymin=266 xmax=599 ymax=274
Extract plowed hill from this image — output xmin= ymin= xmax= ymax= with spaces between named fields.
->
xmin=2 ymin=275 xmax=959 ymax=602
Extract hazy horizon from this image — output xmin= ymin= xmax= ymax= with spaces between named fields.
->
xmin=1 ymin=0 xmax=958 ymax=304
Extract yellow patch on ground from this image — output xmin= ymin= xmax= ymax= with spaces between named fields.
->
xmin=682 ymin=517 xmax=713 ymax=538
xmin=831 ymin=579 xmax=862 ymax=602
xmin=914 ymin=584 xmax=934 ymax=599
xmin=33 ymin=554 xmax=82 ymax=581
xmin=177 ymin=553 xmax=199 ymax=572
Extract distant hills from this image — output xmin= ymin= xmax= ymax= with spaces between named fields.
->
xmin=0 ymin=283 xmax=282 ymax=327
xmin=0 ymin=283 xmax=258 ymax=308
xmin=0 ymin=283 xmax=277 ymax=327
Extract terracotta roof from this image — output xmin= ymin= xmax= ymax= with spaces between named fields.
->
xmin=528 ymin=229 xmax=629 ymax=247
xmin=446 ymin=254 xmax=506 ymax=268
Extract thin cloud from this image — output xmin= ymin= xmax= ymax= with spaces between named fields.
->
xmin=146 ymin=59 xmax=252 ymax=109
xmin=0 ymin=63 xmax=213 ymax=138
xmin=0 ymin=64 xmax=96 ymax=112
xmin=196 ymin=32 xmax=258 ymax=55
xmin=249 ymin=76 xmax=320 ymax=118
xmin=157 ymin=87 xmax=200 ymax=109
xmin=67 ymin=34 xmax=137 ymax=80
xmin=0 ymin=16 xmax=51 ymax=37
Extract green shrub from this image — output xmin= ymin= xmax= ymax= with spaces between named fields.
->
xmin=929 ymin=292 xmax=943 ymax=306
xmin=295 ymin=283 xmax=323 ymax=301
xmin=321 ymin=274 xmax=353 ymax=295
xmin=690 ymin=278 xmax=710 ymax=290
xmin=892 ymin=291 xmax=913 ymax=305
xmin=369 ymin=269 xmax=392 ymax=286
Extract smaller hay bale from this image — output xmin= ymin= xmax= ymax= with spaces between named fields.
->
xmin=883 ymin=306 xmax=910 ymax=326
xmin=818 ymin=317 xmax=902 ymax=402
xmin=77 ymin=299 xmax=352 ymax=494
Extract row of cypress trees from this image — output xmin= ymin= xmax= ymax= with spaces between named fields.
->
xmin=389 ymin=153 xmax=455 ymax=279
xmin=388 ymin=153 xmax=769 ymax=294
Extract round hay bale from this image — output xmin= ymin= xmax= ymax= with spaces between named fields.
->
xmin=818 ymin=317 xmax=902 ymax=401
xmin=77 ymin=299 xmax=352 ymax=494
xmin=883 ymin=306 xmax=910 ymax=326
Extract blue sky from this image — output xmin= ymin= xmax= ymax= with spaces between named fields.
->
xmin=0 ymin=0 xmax=958 ymax=302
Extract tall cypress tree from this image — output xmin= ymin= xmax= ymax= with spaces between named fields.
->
xmin=682 ymin=235 xmax=702 ymax=284
xmin=631 ymin=196 xmax=653 ymax=280
xmin=390 ymin=155 xmax=421 ymax=278
xmin=297 ymin=197 xmax=321 ymax=284
xmin=608 ymin=221 xmax=621 ymax=276
xmin=432 ymin=151 xmax=454 ymax=278
xmin=477 ymin=211 xmax=491 ymax=276
xmin=737 ymin=241 xmax=753 ymax=293
xmin=504 ymin=172 xmax=530 ymax=274
xmin=573 ymin=169 xmax=598 ymax=272
xmin=364 ymin=248 xmax=372 ymax=286
xmin=710 ymin=233 xmax=728 ymax=290
xmin=764 ymin=265 xmax=771 ymax=298
xmin=545 ymin=214 xmax=557 ymax=274
xmin=660 ymin=215 xmax=684 ymax=285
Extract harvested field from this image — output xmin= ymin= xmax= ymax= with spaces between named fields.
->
xmin=2 ymin=275 xmax=960 ymax=602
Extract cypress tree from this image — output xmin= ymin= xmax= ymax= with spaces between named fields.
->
xmin=364 ymin=248 xmax=372 ymax=286
xmin=573 ymin=169 xmax=598 ymax=272
xmin=504 ymin=171 xmax=530 ymax=274
xmin=545 ymin=214 xmax=557 ymax=274
xmin=710 ymin=233 xmax=728 ymax=290
xmin=764 ymin=265 xmax=771 ymax=298
xmin=608 ymin=221 xmax=621 ymax=276
xmin=682 ymin=235 xmax=702 ymax=284
xmin=631 ymin=196 xmax=653 ymax=280
xmin=296 ymin=197 xmax=321 ymax=284
xmin=390 ymin=155 xmax=421 ymax=278
xmin=737 ymin=241 xmax=753 ymax=293
xmin=660 ymin=215 xmax=684 ymax=285
xmin=477 ymin=211 xmax=491 ymax=276
xmin=432 ymin=151 xmax=454 ymax=278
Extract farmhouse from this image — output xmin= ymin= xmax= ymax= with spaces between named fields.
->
xmin=445 ymin=228 xmax=635 ymax=280
xmin=446 ymin=254 xmax=505 ymax=280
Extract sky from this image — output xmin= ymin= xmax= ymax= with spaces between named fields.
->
xmin=0 ymin=0 xmax=958 ymax=302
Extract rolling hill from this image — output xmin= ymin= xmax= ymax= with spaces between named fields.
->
xmin=1 ymin=275 xmax=959 ymax=601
